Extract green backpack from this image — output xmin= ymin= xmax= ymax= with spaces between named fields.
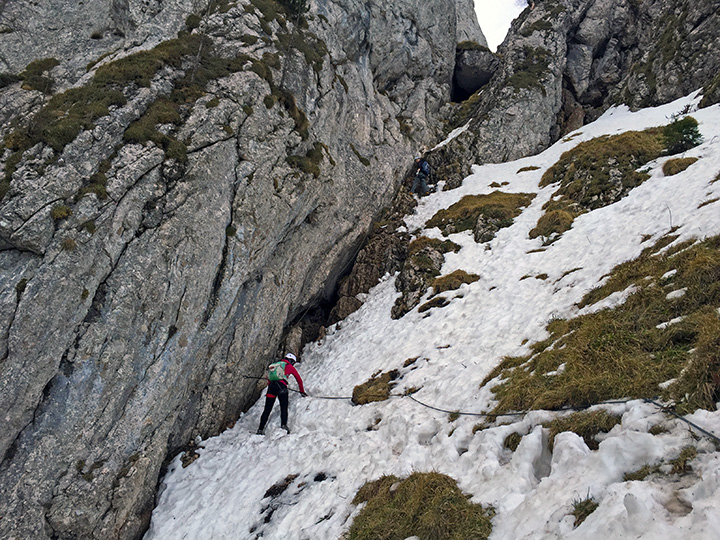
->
xmin=267 ymin=361 xmax=288 ymax=382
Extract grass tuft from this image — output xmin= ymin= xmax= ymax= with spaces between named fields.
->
xmin=286 ymin=142 xmax=324 ymax=177
xmin=544 ymin=410 xmax=621 ymax=451
xmin=349 ymin=472 xmax=494 ymax=540
xmin=431 ymin=270 xmax=480 ymax=296
xmin=623 ymin=464 xmax=661 ymax=482
xmin=571 ymin=495 xmax=598 ymax=527
xmin=662 ymin=157 xmax=698 ymax=176
xmin=670 ymin=446 xmax=697 ymax=474
xmin=503 ymin=432 xmax=523 ymax=452
xmin=408 ymin=237 xmax=461 ymax=256
xmin=529 ymin=209 xmax=574 ymax=242
xmin=51 ymin=204 xmax=72 ymax=220
xmin=352 ymin=370 xmax=399 ymax=405
xmin=418 ymin=296 xmax=450 ymax=313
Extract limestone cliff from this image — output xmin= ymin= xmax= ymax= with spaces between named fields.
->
xmin=0 ymin=0 xmax=482 ymax=538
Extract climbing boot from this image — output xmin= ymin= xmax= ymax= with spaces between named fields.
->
xmin=256 ymin=428 xmax=264 ymax=435
xmin=281 ymin=424 xmax=290 ymax=434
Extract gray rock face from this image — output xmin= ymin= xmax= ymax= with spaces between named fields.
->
xmin=0 ymin=0 xmax=207 ymax=85
xmin=455 ymin=0 xmax=488 ymax=46
xmin=0 ymin=1 xmax=482 ymax=539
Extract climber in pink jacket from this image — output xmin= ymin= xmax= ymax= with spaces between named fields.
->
xmin=256 ymin=353 xmax=306 ymax=435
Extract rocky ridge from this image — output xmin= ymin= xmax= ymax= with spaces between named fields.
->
xmin=439 ymin=0 xmax=720 ymax=167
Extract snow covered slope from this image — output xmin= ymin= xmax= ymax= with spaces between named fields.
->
xmin=144 ymin=94 xmax=720 ymax=540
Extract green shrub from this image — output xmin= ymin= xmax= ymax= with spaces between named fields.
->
xmin=508 ymin=47 xmax=550 ymax=93
xmin=15 ymin=278 xmax=28 ymax=298
xmin=77 ymin=183 xmax=108 ymax=200
xmin=0 ymin=180 xmax=10 ymax=201
xmin=349 ymin=472 xmax=494 ymax=540
xmin=663 ymin=116 xmax=702 ymax=155
xmin=81 ymin=220 xmax=96 ymax=234
xmin=185 ymin=14 xmax=202 ymax=30
xmin=457 ymin=40 xmax=490 ymax=52
xmin=286 ymin=142 xmax=324 ymax=177
xmin=520 ymin=19 xmax=553 ymax=37
xmin=20 ymin=57 xmax=60 ymax=93
xmin=662 ymin=157 xmax=698 ymax=176
xmin=0 ymin=72 xmax=20 ymax=89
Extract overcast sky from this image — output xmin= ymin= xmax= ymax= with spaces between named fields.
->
xmin=473 ymin=0 xmax=527 ymax=51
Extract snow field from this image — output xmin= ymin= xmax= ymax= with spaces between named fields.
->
xmin=145 ymin=93 xmax=720 ymax=540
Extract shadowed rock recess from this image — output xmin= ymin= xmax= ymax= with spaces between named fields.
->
xmin=0 ymin=0 xmax=482 ymax=538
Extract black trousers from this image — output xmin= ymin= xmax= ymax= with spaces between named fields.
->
xmin=258 ymin=382 xmax=289 ymax=430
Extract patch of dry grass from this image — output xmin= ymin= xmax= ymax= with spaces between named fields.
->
xmin=426 ymin=191 xmax=535 ymax=236
xmin=663 ymin=157 xmax=698 ymax=176
xmin=349 ymin=472 xmax=494 ymax=540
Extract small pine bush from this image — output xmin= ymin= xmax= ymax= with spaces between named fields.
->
xmin=663 ymin=116 xmax=702 ymax=155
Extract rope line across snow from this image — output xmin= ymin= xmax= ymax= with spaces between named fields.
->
xmin=242 ymin=375 xmax=720 ymax=442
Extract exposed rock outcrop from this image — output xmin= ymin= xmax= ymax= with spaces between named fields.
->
xmin=0 ymin=1 xmax=484 ymax=539
xmin=443 ymin=0 xmax=720 ymax=168
xmin=0 ymin=0 xmax=207 ymax=85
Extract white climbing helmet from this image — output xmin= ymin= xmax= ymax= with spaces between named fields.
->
xmin=285 ymin=353 xmax=297 ymax=365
